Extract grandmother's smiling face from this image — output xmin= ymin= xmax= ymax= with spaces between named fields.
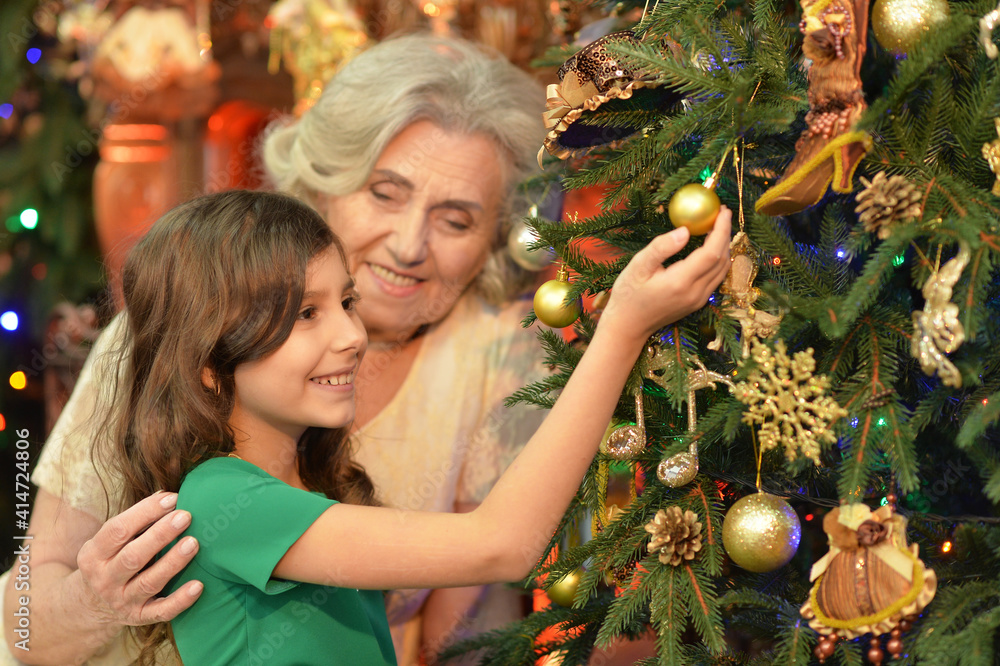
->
xmin=322 ymin=120 xmax=507 ymax=344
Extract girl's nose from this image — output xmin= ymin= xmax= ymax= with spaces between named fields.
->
xmin=331 ymin=312 xmax=367 ymax=355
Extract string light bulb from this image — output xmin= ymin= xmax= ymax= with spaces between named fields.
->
xmin=9 ymin=371 xmax=27 ymax=390
xmin=0 ymin=311 xmax=18 ymax=331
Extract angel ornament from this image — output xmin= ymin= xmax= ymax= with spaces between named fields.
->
xmin=911 ymin=242 xmax=970 ymax=388
xmin=708 ymin=231 xmax=783 ymax=357
xmin=982 ymin=118 xmax=1000 ymax=196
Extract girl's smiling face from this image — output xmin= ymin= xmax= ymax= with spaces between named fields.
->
xmin=229 ymin=248 xmax=368 ymax=443
xmin=322 ymin=120 xmax=506 ymax=344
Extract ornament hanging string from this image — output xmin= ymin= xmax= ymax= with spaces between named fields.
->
xmin=732 ymin=81 xmax=760 ymax=230
xmin=751 ymin=427 xmax=763 ymax=492
xmin=641 ymin=0 xmax=663 ymax=22
xmin=735 ymin=142 xmax=746 ymax=233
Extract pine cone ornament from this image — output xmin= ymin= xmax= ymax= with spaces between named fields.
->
xmin=855 ymin=171 xmax=923 ymax=239
xmin=645 ymin=506 xmax=703 ymax=566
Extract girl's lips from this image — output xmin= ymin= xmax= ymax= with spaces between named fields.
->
xmin=366 ymin=263 xmax=424 ymax=298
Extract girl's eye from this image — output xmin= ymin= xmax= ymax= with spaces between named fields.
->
xmin=298 ymin=306 xmax=317 ymax=320
xmin=342 ymin=294 xmax=360 ymax=311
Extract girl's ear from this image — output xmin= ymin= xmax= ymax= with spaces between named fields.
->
xmin=201 ymin=366 xmax=220 ymax=395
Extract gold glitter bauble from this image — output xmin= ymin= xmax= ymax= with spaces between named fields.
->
xmin=668 ymin=184 xmax=721 ymax=236
xmin=657 ymin=452 xmax=699 ymax=487
xmin=722 ymin=493 xmax=801 ymax=573
xmin=533 ymin=272 xmax=581 ymax=328
xmin=507 ymin=218 xmax=555 ymax=271
xmin=546 ymin=569 xmax=583 ymax=607
xmin=871 ymin=0 xmax=950 ymax=55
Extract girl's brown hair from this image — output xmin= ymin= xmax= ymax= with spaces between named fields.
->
xmin=98 ymin=190 xmax=378 ymax=663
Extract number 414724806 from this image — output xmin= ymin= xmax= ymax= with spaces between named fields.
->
xmin=14 ymin=428 xmax=31 ymax=526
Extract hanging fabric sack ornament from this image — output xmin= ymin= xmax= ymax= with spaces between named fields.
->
xmin=538 ymin=30 xmax=685 ymax=164
xmin=533 ymin=264 xmax=582 ymax=328
xmin=801 ymin=501 xmax=937 ymax=665
xmin=602 ymin=387 xmax=646 ymax=460
xmin=722 ymin=492 xmax=801 ymax=572
xmin=911 ymin=242 xmax=969 ymax=388
xmin=507 ymin=216 xmax=555 ymax=271
xmin=756 ymin=0 xmax=872 ymax=215
xmin=982 ymin=118 xmax=1000 ymax=196
xmin=871 ymin=0 xmax=950 ymax=56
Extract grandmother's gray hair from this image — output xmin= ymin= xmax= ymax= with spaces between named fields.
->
xmin=262 ymin=32 xmax=547 ymax=305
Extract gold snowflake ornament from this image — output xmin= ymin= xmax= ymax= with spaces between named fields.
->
xmin=732 ymin=339 xmax=848 ymax=465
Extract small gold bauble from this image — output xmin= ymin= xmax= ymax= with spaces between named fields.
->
xmin=507 ymin=218 xmax=555 ymax=271
xmin=657 ymin=452 xmax=699 ymax=487
xmin=533 ymin=272 xmax=581 ymax=328
xmin=721 ymin=492 xmax=801 ymax=573
xmin=668 ymin=184 xmax=721 ymax=236
xmin=546 ymin=569 xmax=583 ymax=607
xmin=871 ymin=0 xmax=950 ymax=55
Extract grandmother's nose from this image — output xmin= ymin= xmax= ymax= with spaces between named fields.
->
xmin=386 ymin=209 xmax=429 ymax=267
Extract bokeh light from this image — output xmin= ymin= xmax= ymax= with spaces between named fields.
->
xmin=0 ymin=311 xmax=18 ymax=331
xmin=19 ymin=209 xmax=38 ymax=229
xmin=9 ymin=371 xmax=27 ymax=390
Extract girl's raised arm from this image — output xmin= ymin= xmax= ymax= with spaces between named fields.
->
xmin=275 ymin=209 xmax=732 ymax=590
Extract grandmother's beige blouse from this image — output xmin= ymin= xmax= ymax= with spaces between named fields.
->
xmin=3 ymin=292 xmax=549 ymax=665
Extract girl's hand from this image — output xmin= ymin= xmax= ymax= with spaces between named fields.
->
xmin=602 ymin=206 xmax=733 ymax=346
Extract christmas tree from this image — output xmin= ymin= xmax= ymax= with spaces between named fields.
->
xmin=444 ymin=0 xmax=1000 ymax=663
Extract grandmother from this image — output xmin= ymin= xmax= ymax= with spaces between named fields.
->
xmin=3 ymin=34 xmax=551 ymax=665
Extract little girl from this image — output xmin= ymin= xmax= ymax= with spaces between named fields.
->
xmin=103 ymin=190 xmax=731 ymax=664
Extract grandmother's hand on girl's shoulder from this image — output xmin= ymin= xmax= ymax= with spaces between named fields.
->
xmin=77 ymin=491 xmax=203 ymax=627
xmin=602 ymin=207 xmax=732 ymax=345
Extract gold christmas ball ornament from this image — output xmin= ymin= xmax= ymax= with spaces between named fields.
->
xmin=533 ymin=266 xmax=582 ymax=328
xmin=546 ymin=569 xmax=583 ymax=607
xmin=507 ymin=218 xmax=555 ymax=271
xmin=871 ymin=0 xmax=950 ymax=55
xmin=722 ymin=492 xmax=801 ymax=572
xmin=668 ymin=183 xmax=721 ymax=236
